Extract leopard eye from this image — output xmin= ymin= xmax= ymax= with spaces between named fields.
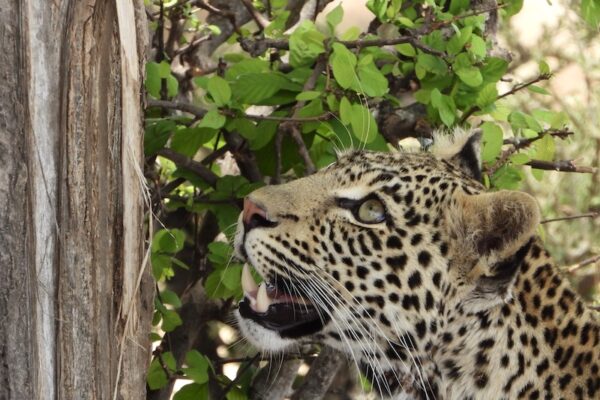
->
xmin=357 ymin=198 xmax=386 ymax=224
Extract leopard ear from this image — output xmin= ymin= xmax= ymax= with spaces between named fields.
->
xmin=447 ymin=190 xmax=540 ymax=301
xmin=431 ymin=128 xmax=482 ymax=182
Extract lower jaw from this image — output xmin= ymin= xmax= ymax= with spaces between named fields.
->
xmin=238 ymin=299 xmax=327 ymax=339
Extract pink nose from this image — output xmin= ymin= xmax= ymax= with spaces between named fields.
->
xmin=243 ymin=198 xmax=268 ymax=228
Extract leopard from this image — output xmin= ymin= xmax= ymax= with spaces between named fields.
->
xmin=233 ymin=129 xmax=600 ymax=399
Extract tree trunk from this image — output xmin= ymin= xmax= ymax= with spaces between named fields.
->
xmin=0 ymin=1 xmax=152 ymax=399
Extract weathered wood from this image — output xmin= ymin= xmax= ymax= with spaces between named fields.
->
xmin=0 ymin=1 xmax=151 ymax=399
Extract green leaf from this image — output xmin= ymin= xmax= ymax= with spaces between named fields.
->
xmin=171 ymin=127 xmax=217 ymax=157
xmin=468 ymin=35 xmax=486 ymax=58
xmin=198 ymin=110 xmax=226 ymax=129
xmin=183 ymin=350 xmax=210 ymax=384
xmin=166 ymin=75 xmax=179 ymax=98
xmin=147 ymin=358 xmax=168 ymax=390
xmin=357 ymin=60 xmax=389 ymax=97
xmin=151 ymin=254 xmax=172 ymax=281
xmin=447 ymin=26 xmax=472 ymax=55
xmin=152 ymin=229 xmax=186 ymax=254
xmin=456 ymin=66 xmax=483 ymax=87
xmin=481 ymin=122 xmax=503 ymax=163
xmin=161 ymin=309 xmax=182 ymax=332
xmin=430 ymin=89 xmax=456 ymax=126
xmin=527 ymin=85 xmax=550 ymax=95
xmin=449 ymin=0 xmax=469 ymax=14
xmin=221 ymin=264 xmax=243 ymax=291
xmin=416 ymin=53 xmax=447 ymax=75
xmin=207 ymin=76 xmax=231 ymax=106
xmin=476 ymin=83 xmax=498 ymax=108
xmin=145 ymin=120 xmax=176 ymax=155
xmin=510 ymin=153 xmax=530 ymax=165
xmin=534 ymin=134 xmax=555 ymax=162
xmin=225 ymin=59 xmax=269 ymax=80
xmin=350 ymin=103 xmax=378 ymax=143
xmin=289 ymin=21 xmax=326 ymax=67
xmin=396 ymin=43 xmax=416 ymax=57
xmin=491 ymin=165 xmax=523 ymax=189
xmin=339 ymin=96 xmax=352 ymax=125
xmin=330 ymin=43 xmax=358 ymax=89
xmin=581 ymin=0 xmax=600 ymax=27
xmin=226 ymin=386 xmax=248 ymax=400
xmin=160 ymin=289 xmax=182 ymax=308
xmin=208 ymin=241 xmax=233 ymax=264
xmin=538 ymin=60 xmax=550 ymax=75
xmin=296 ymin=91 xmax=322 ymax=101
xmin=232 ymin=73 xmax=290 ymax=104
xmin=367 ymin=0 xmax=390 ymax=20
xmin=504 ymin=0 xmax=524 ymax=17
xmin=397 ymin=17 xmax=415 ymax=27
xmin=326 ymin=4 xmax=344 ymax=33
xmin=173 ymin=383 xmax=209 ymax=400
xmin=145 ymin=62 xmax=162 ymax=98
xmin=481 ymin=57 xmax=508 ymax=82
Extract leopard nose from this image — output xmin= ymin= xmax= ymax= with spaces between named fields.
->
xmin=243 ymin=198 xmax=278 ymax=232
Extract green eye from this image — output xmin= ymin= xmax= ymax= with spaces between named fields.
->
xmin=357 ymin=198 xmax=386 ymax=224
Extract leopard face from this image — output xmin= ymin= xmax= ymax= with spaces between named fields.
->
xmin=233 ymin=130 xmax=600 ymax=399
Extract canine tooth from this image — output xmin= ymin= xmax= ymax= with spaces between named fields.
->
xmin=256 ymin=283 xmax=271 ymax=313
xmin=242 ymin=264 xmax=258 ymax=294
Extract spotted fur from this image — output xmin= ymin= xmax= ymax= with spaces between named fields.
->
xmin=234 ymin=130 xmax=600 ymax=399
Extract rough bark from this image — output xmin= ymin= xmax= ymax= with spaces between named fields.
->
xmin=0 ymin=1 xmax=152 ymax=399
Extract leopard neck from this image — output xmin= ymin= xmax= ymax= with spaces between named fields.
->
xmin=432 ymin=238 xmax=600 ymax=399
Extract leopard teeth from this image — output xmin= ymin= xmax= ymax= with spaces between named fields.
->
xmin=242 ymin=263 xmax=258 ymax=295
xmin=256 ymin=283 xmax=271 ymax=313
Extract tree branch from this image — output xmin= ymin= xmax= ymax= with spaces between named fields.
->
xmin=460 ymin=73 xmax=552 ymax=124
xmin=485 ymin=128 xmax=574 ymax=175
xmin=526 ymin=159 xmax=597 ymax=173
xmin=250 ymin=359 xmax=301 ymax=400
xmin=173 ymin=34 xmax=211 ymax=57
xmin=223 ymin=131 xmax=263 ymax=183
xmin=148 ymin=99 xmax=207 ymax=118
xmin=566 ymin=255 xmax=600 ymax=274
xmin=157 ymin=148 xmax=219 ymax=187
xmin=239 ymin=0 xmax=270 ymax=30
xmin=290 ymin=346 xmax=346 ymax=400
xmin=541 ymin=212 xmax=599 ymax=224
xmin=276 ymin=55 xmax=327 ymax=179
xmin=240 ymin=35 xmax=445 ymax=58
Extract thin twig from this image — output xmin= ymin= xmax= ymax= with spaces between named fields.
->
xmin=225 ymin=110 xmax=332 ymax=122
xmin=541 ymin=212 xmax=599 ymax=224
xmin=274 ymin=55 xmax=327 ymax=178
xmin=486 ymin=128 xmax=574 ymax=175
xmin=566 ymin=255 xmax=600 ymax=274
xmin=240 ymin=36 xmax=445 ymax=58
xmin=419 ymin=4 xmax=506 ymax=33
xmin=219 ymin=354 xmax=260 ymax=400
xmin=157 ymin=148 xmax=219 ymax=187
xmin=147 ymin=99 xmax=207 ymax=118
xmin=193 ymin=0 xmax=242 ymax=35
xmin=460 ymin=73 xmax=552 ymax=124
xmin=526 ymin=159 xmax=597 ymax=173
xmin=173 ymin=34 xmax=211 ymax=57
xmin=239 ymin=0 xmax=270 ymax=30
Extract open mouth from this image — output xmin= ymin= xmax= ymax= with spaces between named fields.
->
xmin=238 ymin=264 xmax=327 ymax=339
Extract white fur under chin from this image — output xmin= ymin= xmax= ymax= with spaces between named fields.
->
xmin=430 ymin=127 xmax=479 ymax=160
xmin=234 ymin=309 xmax=296 ymax=352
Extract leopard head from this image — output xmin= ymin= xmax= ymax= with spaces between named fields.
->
xmin=233 ymin=129 xmax=540 ymax=387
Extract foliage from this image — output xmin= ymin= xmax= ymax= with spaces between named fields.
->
xmin=143 ymin=0 xmax=595 ymax=398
